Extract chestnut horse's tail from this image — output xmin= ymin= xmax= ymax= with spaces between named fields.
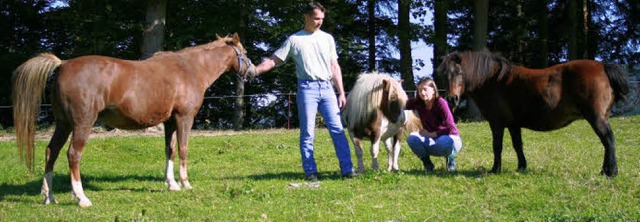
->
xmin=12 ymin=53 xmax=62 ymax=172
xmin=604 ymin=64 xmax=630 ymax=103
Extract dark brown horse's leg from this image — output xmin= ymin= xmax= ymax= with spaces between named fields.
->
xmin=489 ymin=123 xmax=505 ymax=174
xmin=67 ymin=125 xmax=92 ymax=207
xmin=175 ymin=115 xmax=194 ymax=189
xmin=508 ymin=127 xmax=527 ymax=171
xmin=586 ymin=117 xmax=618 ymax=177
xmin=42 ymin=123 xmax=72 ymax=205
xmin=163 ymin=119 xmax=181 ymax=191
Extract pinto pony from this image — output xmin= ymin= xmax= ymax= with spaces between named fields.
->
xmin=12 ymin=33 xmax=255 ymax=207
xmin=437 ymin=51 xmax=629 ymax=177
xmin=343 ymin=72 xmax=421 ymax=173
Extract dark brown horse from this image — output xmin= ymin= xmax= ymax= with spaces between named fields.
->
xmin=12 ymin=33 xmax=255 ymax=207
xmin=437 ymin=51 xmax=629 ymax=177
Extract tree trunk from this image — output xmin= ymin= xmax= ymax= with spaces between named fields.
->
xmin=234 ymin=0 xmax=248 ymax=131
xmin=463 ymin=0 xmax=488 ymax=121
xmin=568 ymin=0 xmax=578 ymax=60
xmin=141 ymin=0 xmax=167 ymax=59
xmin=398 ymin=0 xmax=415 ymax=90
xmin=141 ymin=0 xmax=167 ymax=132
xmin=536 ymin=0 xmax=549 ymax=68
xmin=433 ymin=0 xmax=448 ymax=88
xmin=368 ymin=0 xmax=377 ymax=72
xmin=473 ymin=0 xmax=488 ymax=51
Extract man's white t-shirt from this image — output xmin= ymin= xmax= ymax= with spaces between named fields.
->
xmin=273 ymin=29 xmax=338 ymax=81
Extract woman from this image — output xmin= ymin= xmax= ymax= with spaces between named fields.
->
xmin=406 ymin=77 xmax=462 ymax=172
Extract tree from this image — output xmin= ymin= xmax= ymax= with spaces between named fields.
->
xmin=141 ymin=0 xmax=167 ymax=59
xmin=398 ymin=0 xmax=415 ymax=90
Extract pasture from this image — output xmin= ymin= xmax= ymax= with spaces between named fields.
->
xmin=1 ymin=116 xmax=638 ymax=221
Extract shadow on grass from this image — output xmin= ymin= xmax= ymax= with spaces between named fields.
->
xmin=0 ymin=173 xmax=163 ymax=202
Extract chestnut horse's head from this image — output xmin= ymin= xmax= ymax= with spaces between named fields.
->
xmin=218 ymin=33 xmax=256 ymax=82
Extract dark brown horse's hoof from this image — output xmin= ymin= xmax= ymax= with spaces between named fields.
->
xmin=600 ymin=168 xmax=618 ymax=177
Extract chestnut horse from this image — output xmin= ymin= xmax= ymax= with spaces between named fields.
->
xmin=343 ymin=72 xmax=421 ymax=173
xmin=437 ymin=51 xmax=629 ymax=177
xmin=12 ymin=33 xmax=255 ymax=207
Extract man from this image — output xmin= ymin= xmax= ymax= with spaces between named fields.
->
xmin=252 ymin=2 xmax=356 ymax=181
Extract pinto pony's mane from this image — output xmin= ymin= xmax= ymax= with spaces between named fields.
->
xmin=344 ymin=71 xmax=407 ymax=130
xmin=438 ymin=50 xmax=511 ymax=91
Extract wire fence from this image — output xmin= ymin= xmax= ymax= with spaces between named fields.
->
xmin=0 ymin=82 xmax=638 ymax=130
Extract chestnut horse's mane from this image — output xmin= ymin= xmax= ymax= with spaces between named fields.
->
xmin=152 ymin=35 xmax=242 ymax=58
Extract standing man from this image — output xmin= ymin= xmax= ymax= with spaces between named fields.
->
xmin=253 ymin=2 xmax=356 ymax=181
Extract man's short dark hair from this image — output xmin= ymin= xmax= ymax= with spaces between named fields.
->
xmin=305 ymin=2 xmax=326 ymax=15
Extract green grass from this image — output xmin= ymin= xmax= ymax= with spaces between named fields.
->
xmin=1 ymin=116 xmax=639 ymax=221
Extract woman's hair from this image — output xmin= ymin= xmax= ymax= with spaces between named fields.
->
xmin=305 ymin=2 xmax=326 ymax=15
xmin=416 ymin=77 xmax=439 ymax=99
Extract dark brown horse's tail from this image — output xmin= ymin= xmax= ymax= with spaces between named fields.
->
xmin=604 ymin=64 xmax=630 ymax=103
xmin=12 ymin=53 xmax=62 ymax=172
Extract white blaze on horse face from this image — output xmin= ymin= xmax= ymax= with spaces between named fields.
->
xmin=165 ymin=160 xmax=181 ymax=191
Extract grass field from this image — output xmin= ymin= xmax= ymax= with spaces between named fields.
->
xmin=1 ymin=116 xmax=638 ymax=221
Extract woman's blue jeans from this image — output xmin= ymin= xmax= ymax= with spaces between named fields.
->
xmin=297 ymin=80 xmax=353 ymax=175
xmin=406 ymin=132 xmax=462 ymax=159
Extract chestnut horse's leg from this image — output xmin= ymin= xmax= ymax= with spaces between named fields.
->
xmin=489 ymin=123 xmax=505 ymax=174
xmin=42 ymin=123 xmax=72 ymax=205
xmin=175 ymin=115 xmax=195 ymax=189
xmin=67 ymin=125 xmax=92 ymax=207
xmin=162 ymin=120 xmax=181 ymax=191
xmin=508 ymin=127 xmax=527 ymax=171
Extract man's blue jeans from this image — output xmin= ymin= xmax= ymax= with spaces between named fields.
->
xmin=297 ymin=80 xmax=353 ymax=175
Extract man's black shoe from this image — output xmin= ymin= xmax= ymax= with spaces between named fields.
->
xmin=341 ymin=171 xmax=358 ymax=179
xmin=305 ymin=173 xmax=319 ymax=182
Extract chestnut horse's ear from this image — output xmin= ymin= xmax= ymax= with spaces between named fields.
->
xmin=215 ymin=34 xmax=222 ymax=39
xmin=232 ymin=33 xmax=240 ymax=45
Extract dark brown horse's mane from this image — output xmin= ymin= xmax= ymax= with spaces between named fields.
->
xmin=442 ymin=50 xmax=511 ymax=91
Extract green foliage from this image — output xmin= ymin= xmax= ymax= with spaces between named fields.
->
xmin=0 ymin=116 xmax=639 ymax=220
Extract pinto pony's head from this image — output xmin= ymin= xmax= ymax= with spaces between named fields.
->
xmin=343 ymin=72 xmax=408 ymax=131
xmin=436 ymin=51 xmax=511 ymax=109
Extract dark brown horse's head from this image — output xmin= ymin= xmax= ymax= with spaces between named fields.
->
xmin=436 ymin=51 xmax=510 ymax=109
xmin=218 ymin=33 xmax=256 ymax=82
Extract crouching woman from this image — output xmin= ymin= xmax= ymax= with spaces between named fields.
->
xmin=405 ymin=77 xmax=462 ymax=172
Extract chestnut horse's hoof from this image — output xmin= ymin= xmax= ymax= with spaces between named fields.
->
xmin=78 ymin=199 xmax=93 ymax=208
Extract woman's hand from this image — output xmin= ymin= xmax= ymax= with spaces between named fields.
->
xmin=419 ymin=129 xmax=437 ymax=138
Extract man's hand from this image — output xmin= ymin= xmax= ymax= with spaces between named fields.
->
xmin=338 ymin=94 xmax=346 ymax=110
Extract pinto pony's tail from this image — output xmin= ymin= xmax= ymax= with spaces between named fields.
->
xmin=12 ymin=53 xmax=62 ymax=172
xmin=604 ymin=64 xmax=630 ymax=103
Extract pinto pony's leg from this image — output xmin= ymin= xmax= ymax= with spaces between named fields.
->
xmin=350 ymin=134 xmax=366 ymax=173
xmin=42 ymin=124 xmax=72 ymax=205
xmin=370 ymin=138 xmax=381 ymax=171
xmin=489 ymin=123 xmax=505 ymax=174
xmin=385 ymin=137 xmax=401 ymax=171
xmin=163 ymin=120 xmax=181 ymax=191
xmin=508 ymin=127 xmax=527 ymax=171
xmin=68 ymin=126 xmax=92 ymax=208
